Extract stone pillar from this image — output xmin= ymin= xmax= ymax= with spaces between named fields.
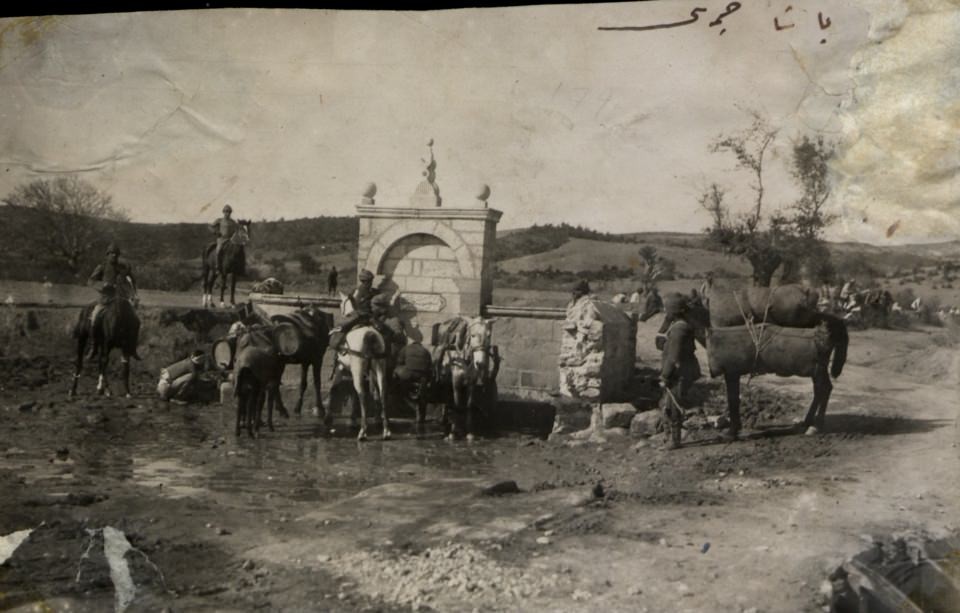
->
xmin=558 ymin=297 xmax=637 ymax=401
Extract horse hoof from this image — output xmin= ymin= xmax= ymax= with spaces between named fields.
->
xmin=357 ymin=430 xmax=368 ymax=442
xmin=382 ymin=430 xmax=392 ymax=441
xmin=466 ymin=433 xmax=475 ymax=443
xmin=805 ymin=426 xmax=820 ymax=436
xmin=125 ymin=393 xmax=132 ymax=399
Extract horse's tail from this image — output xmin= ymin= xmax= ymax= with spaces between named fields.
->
xmin=822 ymin=314 xmax=848 ymax=379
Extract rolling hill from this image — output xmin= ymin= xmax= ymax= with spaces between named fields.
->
xmin=1 ymin=205 xmax=956 ymax=295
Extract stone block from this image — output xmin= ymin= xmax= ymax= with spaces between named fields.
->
xmin=406 ymin=245 xmax=439 ymax=260
xmin=451 ymin=218 xmax=482 ymax=231
xmin=403 ymin=276 xmax=434 ymax=292
xmin=421 ymin=260 xmax=460 ymax=277
xmin=630 ymin=410 xmax=663 ymax=437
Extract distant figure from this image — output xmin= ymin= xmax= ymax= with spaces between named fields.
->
xmin=911 ymin=296 xmax=923 ymax=312
xmin=629 ymin=288 xmax=643 ymax=304
xmin=612 ymin=292 xmax=627 ymax=304
xmin=327 ymin=265 xmax=339 ymax=296
xmin=210 ymin=204 xmax=238 ymax=269
xmin=699 ymin=272 xmax=715 ymax=299
xmin=891 ymin=301 xmax=903 ymax=313
xmin=157 ymin=350 xmax=207 ymax=404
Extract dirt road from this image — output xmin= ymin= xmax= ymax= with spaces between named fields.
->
xmin=0 ymin=306 xmax=957 ymax=612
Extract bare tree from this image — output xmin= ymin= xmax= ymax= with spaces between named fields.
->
xmin=701 ymin=111 xmax=837 ymax=287
xmin=2 ymin=176 xmax=128 ymax=274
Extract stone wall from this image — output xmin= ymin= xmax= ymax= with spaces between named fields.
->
xmin=488 ymin=313 xmax=564 ymax=399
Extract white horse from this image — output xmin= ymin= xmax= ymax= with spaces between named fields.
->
xmin=332 ymin=291 xmax=390 ymax=441
xmin=438 ymin=316 xmax=499 ymax=441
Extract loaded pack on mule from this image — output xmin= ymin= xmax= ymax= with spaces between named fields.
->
xmin=431 ymin=315 xmax=500 ymax=441
xmin=210 ymin=302 xmax=331 ymax=437
xmin=71 ymin=244 xmax=142 ymax=398
xmin=657 ymin=283 xmax=849 ymax=448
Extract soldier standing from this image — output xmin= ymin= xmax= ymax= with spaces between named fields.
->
xmin=658 ymin=294 xmax=703 ymax=449
xmin=327 ymin=265 xmax=339 ymax=296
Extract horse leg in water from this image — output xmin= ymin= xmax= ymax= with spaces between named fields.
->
xmin=448 ymin=372 xmax=465 ymax=440
xmin=465 ymin=379 xmax=478 ymax=442
xmin=311 ymin=357 xmax=329 ymax=425
xmin=219 ymin=270 xmax=228 ymax=309
xmin=70 ymin=324 xmax=88 ymax=397
xmin=230 ymin=272 xmax=238 ymax=306
xmin=96 ymin=347 xmax=112 ymax=397
xmin=723 ymin=373 xmax=742 ymax=441
xmin=120 ymin=352 xmax=132 ymax=398
xmin=353 ymin=357 xmax=370 ymax=441
xmin=374 ymin=360 xmax=391 ymax=440
xmin=292 ymin=363 xmax=308 ymax=415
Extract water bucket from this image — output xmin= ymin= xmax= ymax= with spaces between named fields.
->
xmin=274 ymin=323 xmax=301 ymax=357
xmin=212 ymin=338 xmax=234 ymax=370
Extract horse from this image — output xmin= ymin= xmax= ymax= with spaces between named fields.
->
xmin=269 ymin=303 xmax=332 ymax=423
xmin=435 ymin=316 xmax=500 ymax=441
xmin=232 ymin=325 xmax=282 ymax=438
xmin=202 ymin=220 xmax=251 ymax=309
xmin=675 ymin=290 xmax=848 ymax=438
xmin=332 ymin=292 xmax=390 ymax=441
xmin=70 ymin=289 xmax=141 ymax=399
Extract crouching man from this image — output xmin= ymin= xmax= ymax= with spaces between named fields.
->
xmin=658 ymin=294 xmax=702 ymax=449
xmin=393 ymin=337 xmax=433 ymax=429
xmin=158 ymin=350 xmax=207 ymax=404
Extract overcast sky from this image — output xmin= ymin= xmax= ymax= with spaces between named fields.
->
xmin=0 ymin=1 xmax=956 ymax=244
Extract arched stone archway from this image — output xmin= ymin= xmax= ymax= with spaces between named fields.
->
xmin=356 ymin=206 xmax=501 ymax=317
xmin=364 ymin=224 xmax=476 ymax=279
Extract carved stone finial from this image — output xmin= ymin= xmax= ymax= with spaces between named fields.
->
xmin=410 ymin=138 xmax=442 ymax=208
xmin=476 ymin=184 xmax=491 ymax=208
xmin=361 ymin=182 xmax=377 ymax=205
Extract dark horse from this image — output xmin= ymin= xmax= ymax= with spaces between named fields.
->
xmin=70 ymin=297 xmax=141 ymax=398
xmin=269 ymin=303 xmax=332 ymax=423
xmin=202 ymin=220 xmax=251 ymax=309
xmin=675 ymin=292 xmax=848 ymax=438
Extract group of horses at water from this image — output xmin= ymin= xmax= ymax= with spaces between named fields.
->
xmin=66 ymin=211 xmax=849 ymax=443
xmin=226 ymin=295 xmax=500 ymax=442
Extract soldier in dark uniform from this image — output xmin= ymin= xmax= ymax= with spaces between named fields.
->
xmin=211 ymin=204 xmax=238 ymax=268
xmin=658 ymin=294 xmax=702 ymax=450
xmin=87 ymin=243 xmax=137 ymax=358
xmin=329 ymin=269 xmax=379 ymax=348
xmin=393 ymin=337 xmax=433 ymax=424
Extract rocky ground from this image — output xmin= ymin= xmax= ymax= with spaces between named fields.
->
xmin=0 ymin=306 xmax=958 ymax=612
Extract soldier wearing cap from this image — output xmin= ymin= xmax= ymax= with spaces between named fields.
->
xmin=211 ymin=204 xmax=238 ymax=267
xmin=658 ymin=293 xmax=703 ymax=449
xmin=86 ymin=243 xmax=137 ymax=357
xmin=330 ymin=269 xmax=380 ymax=347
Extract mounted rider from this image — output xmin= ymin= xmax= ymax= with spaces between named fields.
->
xmin=329 ymin=269 xmax=380 ymax=349
xmin=87 ymin=243 xmax=137 ymax=357
xmin=210 ymin=204 xmax=239 ymax=268
xmin=658 ymin=293 xmax=703 ymax=450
